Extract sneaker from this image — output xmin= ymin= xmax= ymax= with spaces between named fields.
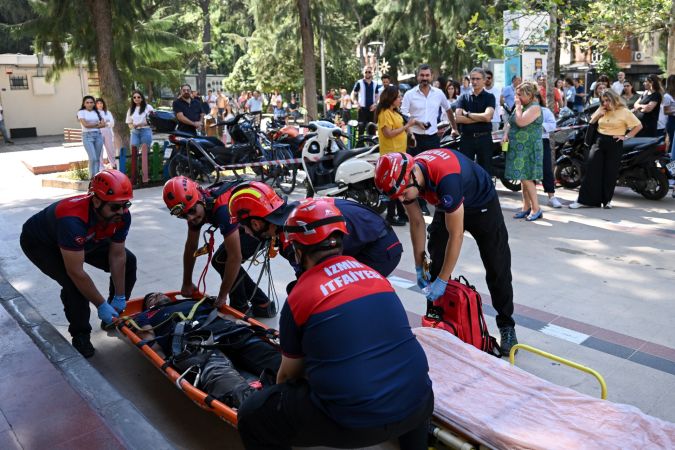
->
xmin=72 ymin=334 xmax=95 ymax=358
xmin=499 ymin=326 xmax=518 ymax=357
xmin=603 ymin=202 xmax=612 ymax=209
xmin=421 ymin=205 xmax=431 ymax=216
xmin=568 ymin=201 xmax=587 ymax=209
xmin=251 ymin=301 xmax=277 ymax=318
xmin=548 ymin=197 xmax=563 ymax=208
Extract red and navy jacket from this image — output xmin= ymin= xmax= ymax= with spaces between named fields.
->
xmin=414 ymin=148 xmax=495 ymax=213
xmin=280 ymin=255 xmax=431 ymax=428
xmin=22 ymin=194 xmax=130 ymax=252
xmin=189 ymin=182 xmax=239 ymax=237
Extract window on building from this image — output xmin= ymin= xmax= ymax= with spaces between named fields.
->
xmin=9 ymin=75 xmax=29 ymax=90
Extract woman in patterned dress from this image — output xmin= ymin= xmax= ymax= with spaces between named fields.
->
xmin=502 ymin=81 xmax=544 ymax=221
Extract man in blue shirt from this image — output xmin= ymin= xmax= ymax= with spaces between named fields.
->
xmin=173 ymin=84 xmax=204 ymax=134
xmin=573 ymin=78 xmax=586 ymax=113
xmin=455 ymin=67 xmax=496 ymax=175
xmin=237 ymin=198 xmax=433 ymax=449
xmin=20 ymin=170 xmax=136 ymax=357
xmin=376 ymin=151 xmax=518 ymax=355
xmin=500 ymin=75 xmax=521 ymax=115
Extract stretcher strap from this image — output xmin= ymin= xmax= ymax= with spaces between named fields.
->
xmin=204 ymin=394 xmax=216 ymax=408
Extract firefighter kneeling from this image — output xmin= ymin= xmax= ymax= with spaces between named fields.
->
xmin=237 ymin=197 xmax=433 ymax=450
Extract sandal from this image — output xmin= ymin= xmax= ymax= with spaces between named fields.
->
xmin=526 ymin=209 xmax=543 ymax=221
xmin=513 ymin=209 xmax=531 ymax=219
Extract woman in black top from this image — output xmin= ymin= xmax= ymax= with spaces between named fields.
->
xmin=633 ymin=74 xmax=662 ymax=137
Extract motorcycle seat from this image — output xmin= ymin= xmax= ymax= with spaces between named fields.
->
xmin=622 ymin=136 xmax=662 ymax=152
xmin=332 ymin=146 xmax=373 ymax=168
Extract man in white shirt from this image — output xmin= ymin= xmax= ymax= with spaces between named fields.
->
xmin=0 ymin=104 xmax=14 ymax=144
xmin=401 ymin=64 xmax=458 ymax=215
xmin=611 ymin=72 xmax=626 ymax=95
xmin=400 ymin=64 xmax=458 ymax=154
xmin=484 ymin=70 xmax=502 ymax=131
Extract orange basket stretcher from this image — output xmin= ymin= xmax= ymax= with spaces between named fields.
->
xmin=116 ymin=291 xmax=276 ymax=428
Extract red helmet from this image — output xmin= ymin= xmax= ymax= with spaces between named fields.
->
xmin=162 ymin=176 xmax=202 ymax=216
xmin=284 ymin=197 xmax=348 ymax=246
xmin=88 ymin=169 xmax=133 ymax=202
xmin=228 ymin=181 xmax=285 ymax=224
xmin=374 ymin=152 xmax=414 ymax=198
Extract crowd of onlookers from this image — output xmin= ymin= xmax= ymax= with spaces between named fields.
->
xmin=47 ymin=68 xmax=675 ymax=198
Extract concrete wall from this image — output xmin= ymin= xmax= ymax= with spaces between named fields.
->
xmin=0 ymin=55 xmax=88 ymax=137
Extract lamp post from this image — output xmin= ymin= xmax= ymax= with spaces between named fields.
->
xmin=367 ymin=41 xmax=385 ymax=80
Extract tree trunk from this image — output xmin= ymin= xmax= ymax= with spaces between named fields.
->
xmin=297 ymin=0 xmax=317 ymax=120
xmin=197 ymin=0 xmax=212 ymax=95
xmin=668 ymin=0 xmax=675 ymax=74
xmin=546 ymin=6 xmax=557 ymax=110
xmin=88 ymin=0 xmax=129 ymax=151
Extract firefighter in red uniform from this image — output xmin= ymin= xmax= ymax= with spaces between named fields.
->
xmin=237 ymin=197 xmax=432 ymax=450
xmin=228 ymin=181 xmax=402 ymax=277
xmin=162 ymin=176 xmax=275 ymax=317
xmin=375 ymin=150 xmax=518 ymax=355
xmin=20 ymin=169 xmax=136 ymax=357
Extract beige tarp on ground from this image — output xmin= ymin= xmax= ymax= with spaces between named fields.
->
xmin=414 ymin=327 xmax=675 ymax=450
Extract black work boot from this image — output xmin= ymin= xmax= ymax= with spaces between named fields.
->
xmin=72 ymin=334 xmax=95 ymax=358
xmin=499 ymin=326 xmax=518 ymax=357
xmin=251 ymin=301 xmax=277 ymax=319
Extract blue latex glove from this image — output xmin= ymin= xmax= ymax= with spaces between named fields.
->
xmin=110 ymin=295 xmax=126 ymax=313
xmin=415 ymin=266 xmax=430 ymax=290
xmin=97 ymin=302 xmax=119 ymax=325
xmin=426 ymin=278 xmax=448 ymax=302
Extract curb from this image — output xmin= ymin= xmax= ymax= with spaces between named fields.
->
xmin=0 ymin=274 xmax=175 ymax=450
xmin=41 ymin=177 xmax=89 ymax=191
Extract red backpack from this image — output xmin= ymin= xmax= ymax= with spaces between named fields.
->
xmin=421 ymin=276 xmax=501 ymax=357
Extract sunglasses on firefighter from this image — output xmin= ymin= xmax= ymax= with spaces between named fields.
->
xmin=170 ymin=203 xmax=197 ymax=219
xmin=108 ymin=201 xmax=132 ymax=212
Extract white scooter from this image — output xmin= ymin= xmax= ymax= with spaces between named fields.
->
xmin=300 ymin=120 xmax=385 ymax=213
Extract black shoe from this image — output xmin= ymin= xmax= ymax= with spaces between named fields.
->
xmin=72 ymin=334 xmax=95 ymax=358
xmin=6 ymin=140 xmax=14 ymax=144
xmin=251 ymin=302 xmax=277 ymax=318
xmin=499 ymin=326 xmax=518 ymax=356
xmin=399 ymin=214 xmax=409 ymax=223
xmin=421 ymin=205 xmax=431 ymax=216
xmin=387 ymin=216 xmax=406 ymax=226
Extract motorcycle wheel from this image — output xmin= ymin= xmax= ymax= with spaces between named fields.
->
xmin=168 ymin=154 xmax=218 ymax=184
xmin=261 ymin=163 xmax=297 ymax=195
xmin=554 ymin=160 xmax=583 ymax=189
xmin=344 ymin=185 xmax=387 ymax=214
xmin=499 ymin=178 xmax=522 ymax=192
xmin=639 ymin=169 xmax=669 ymax=200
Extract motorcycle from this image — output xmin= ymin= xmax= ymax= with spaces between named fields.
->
xmin=552 ymin=111 xmax=589 ymax=189
xmin=300 ymin=120 xmax=385 ymax=213
xmin=164 ymin=114 xmax=262 ymax=184
xmin=439 ymin=131 xmax=522 ymax=192
xmin=617 ymin=135 xmax=670 ymax=200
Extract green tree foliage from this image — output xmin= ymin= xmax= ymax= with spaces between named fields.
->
xmin=0 ymin=0 xmax=35 ymax=54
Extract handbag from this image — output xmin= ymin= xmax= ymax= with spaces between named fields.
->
xmin=584 ymin=122 xmax=598 ymax=147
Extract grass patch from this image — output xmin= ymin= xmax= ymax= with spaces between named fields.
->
xmin=62 ymin=162 xmax=89 ymax=180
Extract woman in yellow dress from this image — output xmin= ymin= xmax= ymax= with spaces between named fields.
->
xmin=376 ymin=85 xmax=420 ymax=225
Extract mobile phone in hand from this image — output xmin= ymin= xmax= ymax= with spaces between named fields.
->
xmin=423 ymin=122 xmax=431 ymax=129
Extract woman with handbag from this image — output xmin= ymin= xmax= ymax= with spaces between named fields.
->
xmin=569 ymin=90 xmax=642 ymax=209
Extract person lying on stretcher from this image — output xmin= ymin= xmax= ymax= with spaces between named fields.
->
xmin=134 ymin=293 xmax=281 ymax=409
